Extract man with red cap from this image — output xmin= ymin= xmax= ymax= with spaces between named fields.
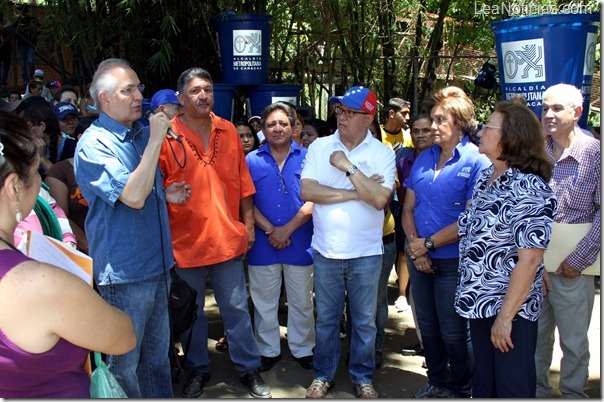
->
xmin=301 ymin=86 xmax=396 ymax=398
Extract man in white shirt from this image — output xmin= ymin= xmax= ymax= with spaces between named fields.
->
xmin=301 ymin=86 xmax=395 ymax=399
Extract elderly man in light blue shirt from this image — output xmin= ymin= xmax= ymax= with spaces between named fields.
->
xmin=74 ymin=58 xmax=189 ymax=398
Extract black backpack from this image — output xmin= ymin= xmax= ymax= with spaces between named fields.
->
xmin=169 ymin=268 xmax=198 ymax=336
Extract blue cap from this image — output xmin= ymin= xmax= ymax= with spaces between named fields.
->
xmin=329 ymin=86 xmax=377 ymax=115
xmin=53 ymin=102 xmax=79 ymax=120
xmin=151 ymin=89 xmax=180 ymax=111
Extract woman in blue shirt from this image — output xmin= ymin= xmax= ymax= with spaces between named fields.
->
xmin=455 ymin=102 xmax=557 ymax=397
xmin=402 ymin=86 xmax=489 ymax=398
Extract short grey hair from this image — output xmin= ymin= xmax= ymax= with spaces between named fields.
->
xmin=90 ymin=58 xmax=131 ymax=112
xmin=177 ymin=67 xmax=213 ymax=95
xmin=543 ymin=84 xmax=584 ymax=109
xmin=509 ymin=93 xmax=527 ymax=105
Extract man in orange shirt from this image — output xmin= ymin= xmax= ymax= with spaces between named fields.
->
xmin=158 ymin=67 xmax=271 ymax=399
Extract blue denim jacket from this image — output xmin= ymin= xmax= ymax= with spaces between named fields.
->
xmin=74 ymin=113 xmax=174 ymax=285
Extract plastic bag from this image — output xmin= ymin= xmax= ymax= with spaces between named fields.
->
xmin=90 ymin=352 xmax=128 ymax=398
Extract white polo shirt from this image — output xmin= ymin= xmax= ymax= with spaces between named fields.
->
xmin=301 ymin=130 xmax=396 ymax=259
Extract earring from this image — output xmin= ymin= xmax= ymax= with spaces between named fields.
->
xmin=458 ymin=132 xmax=463 ymax=141
xmin=16 ymin=206 xmax=23 ymax=223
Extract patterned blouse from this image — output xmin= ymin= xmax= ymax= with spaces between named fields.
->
xmin=455 ymin=166 xmax=558 ymax=321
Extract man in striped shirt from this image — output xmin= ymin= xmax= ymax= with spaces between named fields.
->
xmin=535 ymin=84 xmax=600 ymax=398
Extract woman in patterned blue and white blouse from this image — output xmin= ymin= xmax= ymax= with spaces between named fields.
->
xmin=455 ymin=101 xmax=558 ymax=398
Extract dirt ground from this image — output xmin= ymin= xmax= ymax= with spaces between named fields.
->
xmin=171 ymin=269 xmax=601 ymax=398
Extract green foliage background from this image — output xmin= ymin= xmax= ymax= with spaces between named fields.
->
xmin=13 ymin=0 xmax=601 ymax=120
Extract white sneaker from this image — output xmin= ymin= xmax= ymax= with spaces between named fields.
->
xmin=394 ymin=295 xmax=410 ymax=312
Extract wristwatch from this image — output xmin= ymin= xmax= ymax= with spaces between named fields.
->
xmin=346 ymin=165 xmax=359 ymax=177
xmin=424 ymin=237 xmax=436 ymax=251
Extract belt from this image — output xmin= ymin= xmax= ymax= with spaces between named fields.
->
xmin=382 ymin=232 xmax=395 ymax=244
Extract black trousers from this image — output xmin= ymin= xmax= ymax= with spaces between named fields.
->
xmin=469 ymin=315 xmax=538 ymax=398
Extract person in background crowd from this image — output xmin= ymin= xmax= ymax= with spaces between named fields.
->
xmin=0 ymin=10 xmax=14 ymax=89
xmin=236 ymin=120 xmax=260 ymax=156
xmin=249 ymin=115 xmax=265 ymax=145
xmin=9 ymin=90 xmax=22 ymax=102
xmin=158 ymin=67 xmax=271 ymax=399
xmin=588 ymin=126 xmax=600 ymax=140
xmin=75 ymin=58 xmax=188 ymax=398
xmin=301 ymin=118 xmax=330 ymax=148
xmin=368 ymin=118 xmax=380 ymax=140
xmin=52 ymin=85 xmax=79 ymax=108
xmin=381 ymin=98 xmax=413 ymax=318
xmin=44 ymin=115 xmax=96 ymax=254
xmin=47 ymin=81 xmax=62 ymax=98
xmin=53 ymin=102 xmax=79 ymax=140
xmin=381 ymin=97 xmax=412 ymax=151
xmin=396 ymin=114 xmax=433 ymax=360
xmin=19 ymin=103 xmax=64 ymax=174
xmin=403 ymin=86 xmax=489 ymax=398
xmin=15 ymin=5 xmax=38 ymax=85
xmin=246 ymin=102 xmax=315 ymax=372
xmin=456 ymin=101 xmax=557 ymax=397
xmin=249 ymin=115 xmax=262 ymax=134
xmin=301 ymin=86 xmax=395 ymax=399
xmin=0 ymin=110 xmax=136 ymax=398
xmin=24 ymin=79 xmax=43 ymax=99
xmin=292 ymin=111 xmax=304 ymax=145
xmin=509 ymin=93 xmax=527 ymax=106
xmin=24 ymin=69 xmax=52 ymax=102
xmin=79 ymin=82 xmax=98 ymax=116
xmin=150 ymin=89 xmax=182 ymax=120
xmin=366 ymin=115 xmax=398 ymax=370
xmin=535 ymin=83 xmax=601 ymax=398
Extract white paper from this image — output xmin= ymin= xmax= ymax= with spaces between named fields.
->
xmin=26 ymin=231 xmax=92 ymax=285
xmin=544 ymin=222 xmax=600 ymax=275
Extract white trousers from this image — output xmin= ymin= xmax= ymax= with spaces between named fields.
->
xmin=248 ymin=263 xmax=315 ymax=358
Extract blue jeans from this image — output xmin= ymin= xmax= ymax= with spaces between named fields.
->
xmin=17 ymin=45 xmax=34 ymax=82
xmin=408 ymin=257 xmax=472 ymax=397
xmin=98 ymin=272 xmax=173 ymax=398
xmin=313 ymin=251 xmax=381 ymax=385
xmin=175 ymin=255 xmax=261 ymax=375
xmin=375 ymin=239 xmax=397 ymax=352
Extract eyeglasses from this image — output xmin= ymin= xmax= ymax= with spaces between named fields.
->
xmin=119 ymin=84 xmax=145 ymax=96
xmin=335 ymin=105 xmax=367 ymax=118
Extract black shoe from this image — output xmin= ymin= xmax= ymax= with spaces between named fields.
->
xmin=240 ymin=370 xmax=272 ymax=398
xmin=375 ymin=351 xmax=383 ymax=369
xmin=182 ymin=371 xmax=211 ymax=398
xmin=293 ymin=354 xmax=313 ymax=370
xmin=401 ymin=343 xmax=424 ymax=356
xmin=259 ymin=354 xmax=282 ymax=372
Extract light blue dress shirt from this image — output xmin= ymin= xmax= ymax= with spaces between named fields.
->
xmin=74 ymin=112 xmax=174 ymax=285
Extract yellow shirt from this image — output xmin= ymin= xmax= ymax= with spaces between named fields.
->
xmin=381 ymin=126 xmax=413 ymax=151
xmin=382 ymin=171 xmax=400 ymax=237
